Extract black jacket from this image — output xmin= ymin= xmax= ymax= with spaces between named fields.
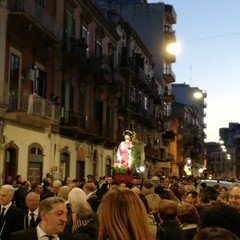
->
xmin=157 ymin=220 xmax=187 ymax=240
xmin=0 ymin=204 xmax=23 ymax=240
xmin=62 ymin=211 xmax=99 ymax=240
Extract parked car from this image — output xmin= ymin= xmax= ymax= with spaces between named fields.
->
xmin=196 ymin=179 xmax=237 ymax=191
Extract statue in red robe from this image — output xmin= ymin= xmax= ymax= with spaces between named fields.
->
xmin=116 ymin=130 xmax=133 ymax=168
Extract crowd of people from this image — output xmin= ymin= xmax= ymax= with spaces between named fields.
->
xmin=1 ymin=174 xmax=240 ymax=240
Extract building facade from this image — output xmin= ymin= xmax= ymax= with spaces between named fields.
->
xmin=172 ymin=83 xmax=207 ymax=176
xmin=95 ymin=0 xmax=177 ymax=177
xmin=0 ymin=0 xmax=177 ymax=183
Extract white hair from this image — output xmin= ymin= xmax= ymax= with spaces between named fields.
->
xmin=68 ymin=188 xmax=86 ymax=211
xmin=52 ymin=180 xmax=62 ymax=187
xmin=0 ymin=184 xmax=15 ymax=197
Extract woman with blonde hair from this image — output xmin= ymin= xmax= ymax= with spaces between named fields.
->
xmin=145 ymin=193 xmax=162 ymax=224
xmin=97 ymin=189 xmax=155 ymax=240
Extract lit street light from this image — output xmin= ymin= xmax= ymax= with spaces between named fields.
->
xmin=166 ymin=42 xmax=181 ymax=55
xmin=193 ymin=91 xmax=203 ymax=99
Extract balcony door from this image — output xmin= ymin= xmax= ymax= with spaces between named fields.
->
xmin=9 ymin=53 xmax=20 ymax=110
xmin=28 ymin=143 xmax=43 ymax=183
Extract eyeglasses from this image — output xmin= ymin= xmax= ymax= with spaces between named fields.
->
xmin=229 ymin=194 xmax=240 ymax=201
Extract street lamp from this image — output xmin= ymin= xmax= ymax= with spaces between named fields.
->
xmin=193 ymin=91 xmax=203 ymax=99
xmin=139 ymin=165 xmax=145 ymax=172
xmin=166 ymin=42 xmax=181 ymax=55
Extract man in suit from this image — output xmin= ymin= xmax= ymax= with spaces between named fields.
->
xmin=31 ymin=182 xmax=44 ymax=197
xmin=9 ymin=197 xmax=68 ymax=240
xmin=14 ymin=181 xmax=31 ymax=210
xmin=98 ymin=176 xmax=113 ymax=200
xmin=52 ymin=180 xmax=62 ymax=197
xmin=40 ymin=181 xmax=54 ymax=201
xmin=18 ymin=192 xmax=41 ymax=230
xmin=0 ymin=184 xmax=23 ymax=240
xmin=83 ymin=182 xmax=100 ymax=212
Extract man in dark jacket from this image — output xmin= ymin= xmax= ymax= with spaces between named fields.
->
xmin=8 ymin=197 xmax=68 ymax=240
xmin=0 ymin=185 xmax=23 ymax=240
xmin=17 ymin=192 xmax=41 ymax=230
xmin=157 ymin=199 xmax=186 ymax=240
xmin=40 ymin=181 xmax=54 ymax=200
xmin=83 ymin=182 xmax=100 ymax=212
xmin=62 ymin=201 xmax=98 ymax=240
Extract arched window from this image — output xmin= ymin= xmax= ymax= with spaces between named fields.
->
xmin=28 ymin=143 xmax=43 ymax=183
xmin=59 ymin=151 xmax=70 ymax=182
xmin=92 ymin=150 xmax=97 ymax=177
xmin=105 ymin=157 xmax=112 ymax=177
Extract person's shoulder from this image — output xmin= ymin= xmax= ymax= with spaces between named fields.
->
xmin=10 ymin=228 xmax=37 ymax=238
xmin=9 ymin=204 xmax=23 ymax=213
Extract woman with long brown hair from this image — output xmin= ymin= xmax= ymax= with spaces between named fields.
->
xmin=98 ymin=189 xmax=155 ymax=240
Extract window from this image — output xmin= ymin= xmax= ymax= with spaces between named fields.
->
xmin=81 ymin=26 xmax=89 ymax=45
xmin=30 ymin=147 xmax=42 ymax=155
xmin=130 ymin=87 xmax=136 ymax=102
xmin=64 ymin=3 xmax=75 ymax=51
xmin=105 ymin=158 xmax=112 ymax=177
xmin=92 ymin=151 xmax=97 ymax=177
xmin=34 ymin=68 xmax=47 ymax=97
xmin=38 ymin=0 xmax=46 ymax=8
xmin=144 ymin=96 xmax=148 ymax=110
xmin=95 ymin=40 xmax=102 ymax=58
xmin=28 ymin=143 xmax=43 ymax=183
xmin=79 ymin=89 xmax=85 ymax=115
xmin=138 ymin=91 xmax=142 ymax=104
xmin=106 ymin=106 xmax=113 ymax=127
xmin=9 ymin=54 xmax=20 ymax=109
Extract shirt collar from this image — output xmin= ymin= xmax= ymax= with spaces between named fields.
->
xmin=28 ymin=207 xmax=39 ymax=216
xmin=1 ymin=201 xmax=12 ymax=212
xmin=37 ymin=224 xmax=59 ymax=240
xmin=86 ymin=192 xmax=95 ymax=199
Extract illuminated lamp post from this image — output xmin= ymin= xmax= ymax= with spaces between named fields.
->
xmin=193 ymin=91 xmax=203 ymax=99
xmin=166 ymin=42 xmax=181 ymax=55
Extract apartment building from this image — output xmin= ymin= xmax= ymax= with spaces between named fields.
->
xmin=0 ymin=0 xmax=170 ymax=183
xmin=172 ymin=83 xmax=207 ymax=176
xmin=95 ymin=0 xmax=177 ymax=176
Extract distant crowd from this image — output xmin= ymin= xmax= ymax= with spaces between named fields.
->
xmin=1 ymin=174 xmax=240 ymax=240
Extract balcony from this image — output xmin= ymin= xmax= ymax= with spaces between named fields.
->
xmin=60 ymin=113 xmax=117 ymax=146
xmin=162 ymin=114 xmax=172 ymax=123
xmin=162 ymin=130 xmax=176 ymax=141
xmin=108 ymin=74 xmax=123 ymax=94
xmin=163 ymin=67 xmax=176 ymax=84
xmin=63 ymin=37 xmax=88 ymax=64
xmin=145 ymin=146 xmax=161 ymax=160
xmin=135 ymin=67 xmax=158 ymax=96
xmin=163 ymin=92 xmax=175 ymax=102
xmin=5 ymin=90 xmax=62 ymax=129
xmin=98 ymin=63 xmax=114 ymax=84
xmin=165 ymin=4 xmax=177 ymax=24
xmin=7 ymin=0 xmax=62 ymax=42
xmin=119 ymin=47 xmax=134 ymax=76
xmin=22 ymin=91 xmax=62 ymax=121
xmin=164 ymin=26 xmax=176 ymax=43
xmin=164 ymin=52 xmax=176 ymax=64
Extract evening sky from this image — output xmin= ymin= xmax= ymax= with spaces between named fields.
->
xmin=148 ymin=0 xmax=240 ymax=142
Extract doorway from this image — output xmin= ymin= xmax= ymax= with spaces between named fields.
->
xmin=4 ymin=146 xmax=18 ymax=182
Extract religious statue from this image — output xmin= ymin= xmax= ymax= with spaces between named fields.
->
xmin=116 ymin=130 xmax=133 ymax=168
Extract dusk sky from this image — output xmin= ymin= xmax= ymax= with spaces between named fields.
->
xmin=148 ymin=0 xmax=240 ymax=142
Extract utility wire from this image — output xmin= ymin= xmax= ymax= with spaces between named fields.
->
xmin=181 ymin=32 xmax=240 ymax=43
